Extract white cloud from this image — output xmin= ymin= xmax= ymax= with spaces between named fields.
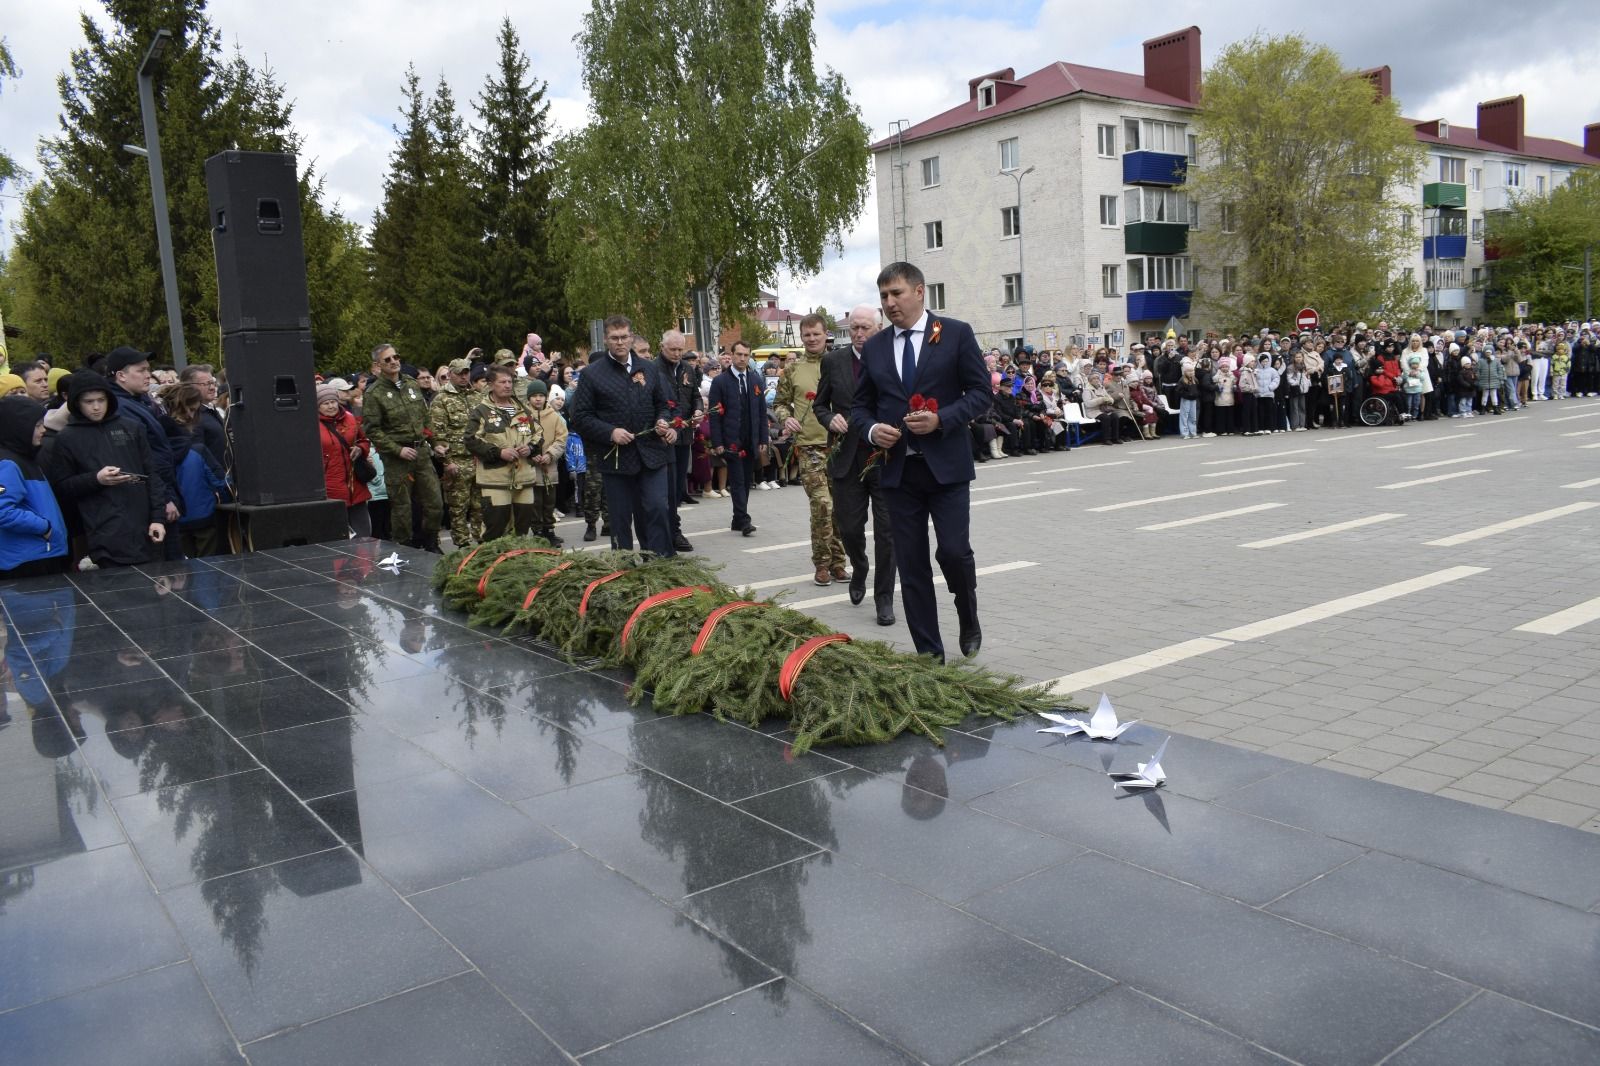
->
xmin=4 ymin=0 xmax=1594 ymax=321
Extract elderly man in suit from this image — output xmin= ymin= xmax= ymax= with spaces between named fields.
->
xmin=707 ymin=339 xmax=766 ymax=537
xmin=814 ymin=304 xmax=895 ymax=627
xmin=849 ymin=262 xmax=990 ymax=661
xmin=567 ymin=314 xmax=677 ymax=556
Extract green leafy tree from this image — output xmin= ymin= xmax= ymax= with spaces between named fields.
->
xmin=1188 ymin=34 xmax=1423 ymax=330
xmin=553 ymin=0 xmax=871 ymax=343
xmin=1484 ymin=168 xmax=1600 ymax=322
xmin=471 ymin=18 xmax=577 ymax=350
xmin=8 ymin=2 xmax=370 ymax=368
xmin=0 ymin=38 xmax=23 ymax=195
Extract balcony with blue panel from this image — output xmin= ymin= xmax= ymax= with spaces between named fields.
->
xmin=1122 ymin=151 xmax=1188 ymax=187
xmin=1423 ymin=235 xmax=1467 ymax=260
xmin=1126 ymin=290 xmax=1191 ymax=322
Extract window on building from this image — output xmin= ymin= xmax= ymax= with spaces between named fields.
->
xmin=1504 ymin=162 xmax=1525 ymax=188
xmin=1099 ymin=195 xmax=1118 ymax=227
xmin=1536 ymin=174 xmax=1546 ymax=195
xmin=978 ymin=83 xmax=995 ymax=109
xmin=1125 ymin=256 xmax=1191 ymax=291
xmin=1220 ymin=203 xmax=1237 ymax=233
xmin=920 ymin=156 xmax=940 ymax=187
xmin=1221 ymin=265 xmax=1238 ymax=294
xmin=1004 ymin=337 xmax=1023 ymax=354
xmin=927 ymin=283 xmax=946 ymax=311
xmin=1429 ymin=211 xmax=1466 ymax=237
xmin=1402 ymin=267 xmax=1415 ymax=285
xmin=1001 ymin=205 xmax=1021 ymax=237
xmin=1097 ymin=124 xmax=1116 ymax=158
xmin=1124 ymin=187 xmax=1188 ymax=224
xmin=1471 ymin=167 xmax=1482 ymax=191
xmin=1122 ymin=118 xmax=1141 ymax=152
xmin=924 ymin=220 xmax=943 ymax=250
xmin=999 ymin=138 xmax=1020 ymax=172
xmin=1400 ymin=210 xmax=1414 ymax=235
xmin=1101 ymin=264 xmax=1120 ymax=297
xmin=1426 ymin=259 xmax=1466 ymax=290
xmin=1122 ymin=119 xmax=1187 ymax=153
xmin=1002 ymin=273 xmax=1023 ymax=305
xmin=1471 ymin=267 xmax=1483 ymax=285
xmin=1187 ymin=133 xmax=1199 ymax=162
xmin=1188 ymin=199 xmax=1200 ymax=228
xmin=1438 ymin=156 xmax=1465 ymax=183
xmin=1471 ymin=216 xmax=1484 ymax=241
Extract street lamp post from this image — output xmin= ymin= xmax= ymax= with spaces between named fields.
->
xmin=1001 ymin=165 xmax=1035 ymax=351
xmin=134 ymin=29 xmax=187 ymax=370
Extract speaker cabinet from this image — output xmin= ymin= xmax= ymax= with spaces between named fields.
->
xmin=205 ymin=150 xmax=312 ymax=334
xmin=222 ymin=330 xmax=324 ymax=506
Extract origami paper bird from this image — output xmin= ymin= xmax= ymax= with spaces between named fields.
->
xmin=377 ymin=552 xmax=408 ymax=573
xmin=1108 ymin=736 xmax=1169 ymax=792
xmin=1036 ymin=693 xmax=1138 ymax=740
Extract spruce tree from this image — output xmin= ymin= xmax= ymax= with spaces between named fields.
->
xmin=369 ymin=65 xmax=431 ymax=353
xmin=471 ymin=18 xmax=576 ymax=351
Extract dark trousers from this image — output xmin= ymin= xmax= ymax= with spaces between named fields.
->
xmin=832 ymin=461 xmax=895 ymax=605
xmin=884 ymin=456 xmax=976 ymax=659
xmin=668 ymin=442 xmax=692 ymax=535
xmin=601 ymin=465 xmax=673 ymax=556
xmin=726 ymin=448 xmax=755 ymax=531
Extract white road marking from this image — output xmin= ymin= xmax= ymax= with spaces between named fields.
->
xmin=1046 ymin=638 xmax=1234 ymax=697
xmin=1404 ymin=449 xmax=1520 ymax=470
xmin=1138 ymin=503 xmax=1286 ymax=531
xmin=996 ymin=458 xmax=1043 ymax=466
xmin=1378 ymin=469 xmax=1487 ymax=490
xmin=745 ymin=572 xmax=822 ymax=592
xmin=972 ymin=488 xmax=1079 ymax=507
xmin=1581 ymin=443 xmax=1600 ymax=450
xmin=1562 ymin=478 xmax=1600 ymax=489
xmin=1200 ymin=462 xmax=1304 ymax=478
xmin=972 ymin=480 xmax=1040 ymax=492
xmin=785 ymin=560 xmax=1038 ymax=610
xmin=1560 ymin=429 xmax=1600 ymax=438
xmin=1424 ymin=502 xmax=1600 ymax=547
xmin=1211 ymin=566 xmax=1489 ymax=642
xmin=1087 ymin=480 xmax=1282 ymax=513
xmin=1515 ymin=595 xmax=1600 ymax=635
xmin=1378 ymin=433 xmax=1476 ymax=450
xmin=1202 ymin=449 xmax=1313 ymax=465
xmin=1044 ymin=566 xmax=1489 ymax=694
xmin=1315 ymin=429 xmax=1397 ymax=441
xmin=1547 ymin=411 xmax=1600 ymax=423
xmin=1036 ymin=460 xmax=1134 ymax=475
xmin=744 ymin=539 xmax=813 ymax=554
xmin=1240 ymin=513 xmax=1404 ymax=549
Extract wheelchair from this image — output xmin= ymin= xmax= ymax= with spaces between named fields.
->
xmin=1358 ymin=394 xmax=1402 ymax=427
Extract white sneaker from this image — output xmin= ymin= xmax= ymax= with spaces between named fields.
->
xmin=1202 ymin=432 xmax=1216 ymax=438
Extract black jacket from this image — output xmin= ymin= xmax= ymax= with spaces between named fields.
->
xmin=567 ymin=353 xmax=673 ymax=475
xmin=41 ymin=371 xmax=165 ymax=566
xmin=107 ymin=381 xmax=177 ymax=507
xmin=812 ymin=345 xmax=869 ymax=479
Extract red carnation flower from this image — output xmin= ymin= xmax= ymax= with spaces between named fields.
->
xmin=908 ymin=393 xmax=926 ymax=412
xmin=925 ymin=397 xmax=939 ymax=413
xmin=804 ymin=390 xmax=816 ymax=401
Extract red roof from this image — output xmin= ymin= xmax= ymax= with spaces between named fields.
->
xmin=1409 ymin=120 xmax=1594 ymax=167
xmin=753 ymin=306 xmax=802 ymax=323
xmin=870 ymin=61 xmax=1195 ymax=151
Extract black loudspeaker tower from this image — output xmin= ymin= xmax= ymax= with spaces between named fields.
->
xmin=205 ymin=151 xmax=312 ymax=334
xmin=221 ymin=330 xmax=323 ymax=506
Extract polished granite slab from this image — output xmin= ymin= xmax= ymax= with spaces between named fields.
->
xmin=1 ymin=539 xmax=1598 ymax=1065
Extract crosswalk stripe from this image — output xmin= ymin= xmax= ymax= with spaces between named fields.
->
xmin=1087 ymin=480 xmax=1283 ymax=513
xmin=1138 ymin=502 xmax=1286 ymax=531
xmin=1378 ymin=469 xmax=1486 ymax=490
xmin=1424 ymin=501 xmax=1600 ymax=547
xmin=1239 ymin=513 xmax=1404 ymax=549
xmin=784 ymin=560 xmax=1039 ymax=610
xmin=1404 ymin=449 xmax=1520 ymax=470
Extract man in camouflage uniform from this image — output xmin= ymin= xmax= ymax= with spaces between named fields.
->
xmin=430 ymin=357 xmax=480 ymax=548
xmin=363 ymin=343 xmax=444 ymax=550
xmin=775 ymin=313 xmax=847 ymax=585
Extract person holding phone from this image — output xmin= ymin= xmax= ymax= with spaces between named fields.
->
xmin=40 ymin=370 xmax=166 ymax=567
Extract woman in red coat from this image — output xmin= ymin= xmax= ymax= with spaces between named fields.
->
xmin=317 ymin=383 xmax=373 ymax=536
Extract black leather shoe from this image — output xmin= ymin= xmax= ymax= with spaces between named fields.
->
xmin=959 ymin=624 xmax=982 ymax=658
xmin=875 ymin=599 xmax=895 ymax=626
xmin=583 ymin=523 xmax=597 ymax=543
xmin=848 ymin=576 xmax=866 ymax=605
xmin=673 ymin=533 xmax=694 ymax=553
xmin=683 ymin=495 xmax=700 ymax=504
xmin=741 ymin=525 xmax=758 ymax=537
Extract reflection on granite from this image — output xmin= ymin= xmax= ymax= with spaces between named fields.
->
xmin=3 ymin=540 xmax=1600 ymax=1064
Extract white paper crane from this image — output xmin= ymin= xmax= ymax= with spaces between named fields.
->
xmin=377 ymin=552 xmax=408 ymax=573
xmin=1108 ymin=736 xmax=1169 ymax=791
xmin=1036 ymin=693 xmax=1138 ymax=740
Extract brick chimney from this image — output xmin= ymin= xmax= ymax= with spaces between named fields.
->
xmin=1477 ymin=96 xmax=1525 ymax=153
xmin=1143 ymin=27 xmax=1201 ymax=104
xmin=1585 ymin=123 xmax=1600 ymax=159
xmin=1357 ymin=66 xmax=1391 ymax=101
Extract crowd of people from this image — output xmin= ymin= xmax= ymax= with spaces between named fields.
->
xmin=3 ymin=316 xmax=1597 ymax=586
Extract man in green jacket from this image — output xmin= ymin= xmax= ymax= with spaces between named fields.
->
xmin=363 ymin=343 xmax=444 ymax=550
xmin=430 ymin=357 xmax=480 ymax=548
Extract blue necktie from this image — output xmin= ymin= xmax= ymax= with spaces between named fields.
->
xmin=900 ymin=329 xmax=916 ymax=390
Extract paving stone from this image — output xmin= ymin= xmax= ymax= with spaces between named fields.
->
xmin=1505 ymin=793 xmax=1594 ymax=828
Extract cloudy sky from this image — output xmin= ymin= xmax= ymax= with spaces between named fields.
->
xmin=3 ymin=0 xmax=1595 ymax=324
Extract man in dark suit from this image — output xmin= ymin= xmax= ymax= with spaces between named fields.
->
xmin=707 ymin=339 xmax=766 ymax=536
xmin=813 ymin=304 xmax=895 ymax=626
xmin=849 ymin=262 xmax=990 ymax=661
xmin=567 ymin=314 xmax=677 ymax=556
xmin=657 ymin=329 xmax=700 ymax=553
